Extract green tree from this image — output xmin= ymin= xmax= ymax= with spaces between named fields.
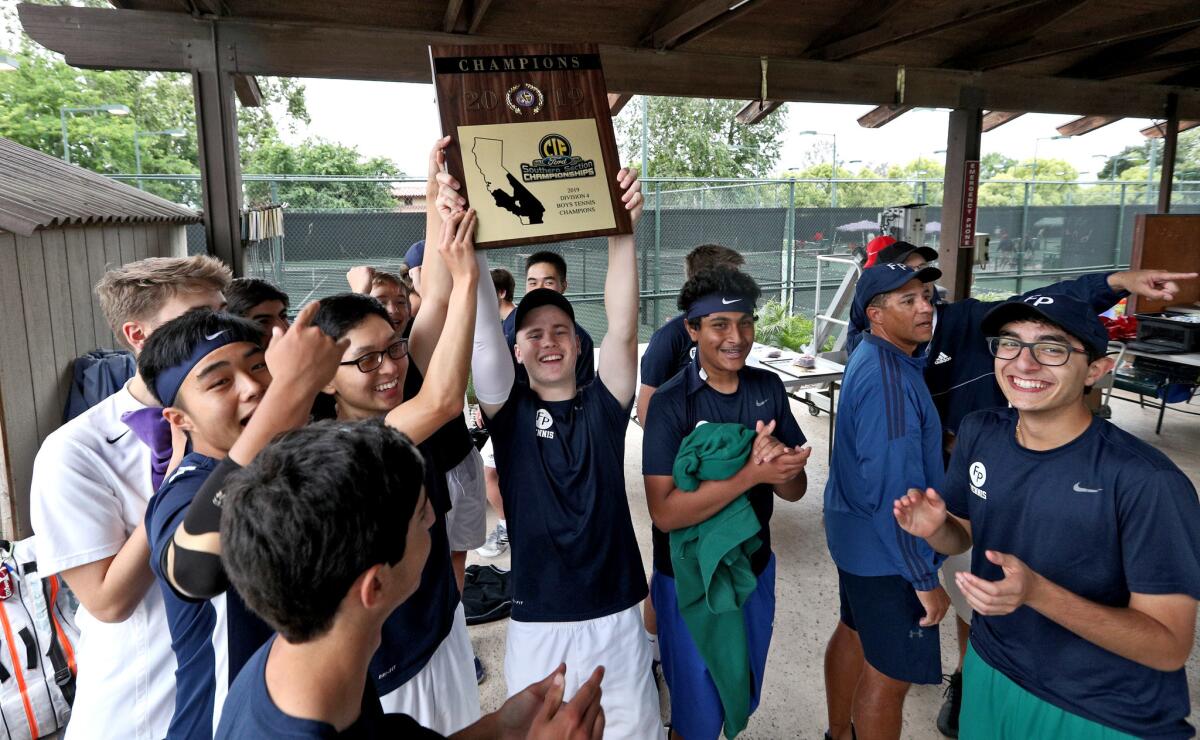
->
xmin=978 ymin=158 xmax=1079 ymax=206
xmin=613 ymin=96 xmax=787 ymax=180
xmin=243 ymin=139 xmax=401 ymax=209
xmin=0 ymin=30 xmax=401 ymax=210
xmin=980 ymin=152 xmax=1016 ymax=179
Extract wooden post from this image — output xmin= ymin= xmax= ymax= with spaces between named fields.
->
xmin=191 ymin=24 xmax=244 ymax=274
xmin=1157 ymin=93 xmax=1179 ymax=214
xmin=938 ymin=106 xmax=983 ymax=302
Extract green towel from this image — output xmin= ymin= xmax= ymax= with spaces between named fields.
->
xmin=670 ymin=422 xmax=762 ymax=739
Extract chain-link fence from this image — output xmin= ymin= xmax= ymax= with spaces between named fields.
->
xmin=117 ymin=174 xmax=1200 ymax=342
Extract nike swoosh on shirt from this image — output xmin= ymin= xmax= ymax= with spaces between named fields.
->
xmin=755 ymin=399 xmax=767 ymax=407
xmin=721 ymin=298 xmax=741 ymax=305
xmin=1072 ymin=482 xmax=1102 ymax=493
xmin=105 ymin=430 xmax=130 ymax=444
xmin=204 ymin=330 xmax=226 ymax=341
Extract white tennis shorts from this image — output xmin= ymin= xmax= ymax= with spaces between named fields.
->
xmin=504 ymin=603 xmax=664 ymax=739
xmin=378 ymin=602 xmax=481 ymax=734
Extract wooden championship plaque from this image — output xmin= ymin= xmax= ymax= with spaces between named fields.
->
xmin=429 ymin=44 xmax=633 ymax=249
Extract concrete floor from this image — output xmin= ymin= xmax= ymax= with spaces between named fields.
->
xmin=466 ymin=389 xmax=1200 ymax=738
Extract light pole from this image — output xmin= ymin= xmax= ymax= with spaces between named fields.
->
xmin=1032 ymin=134 xmax=1071 ymax=181
xmin=134 ymin=128 xmax=186 ymax=190
xmin=60 ymin=104 xmax=131 ymax=164
xmin=1092 ymin=152 xmax=1128 ymax=183
xmin=799 ymin=130 xmax=838 ymax=207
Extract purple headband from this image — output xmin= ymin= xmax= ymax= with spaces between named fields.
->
xmin=686 ymin=293 xmax=755 ymax=320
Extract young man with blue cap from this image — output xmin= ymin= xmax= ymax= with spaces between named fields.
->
xmin=823 ymin=261 xmax=949 ymax=740
xmin=895 ymin=293 xmax=1200 ymax=739
xmin=859 ymin=242 xmax=1196 ymax=737
xmin=642 ymin=267 xmax=810 ymax=739
xmin=460 ymin=166 xmax=664 ymax=738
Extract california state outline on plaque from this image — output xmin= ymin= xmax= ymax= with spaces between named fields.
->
xmin=471 ymin=137 xmax=546 ymax=225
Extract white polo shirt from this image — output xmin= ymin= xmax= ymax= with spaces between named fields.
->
xmin=30 ymin=382 xmax=176 ymax=740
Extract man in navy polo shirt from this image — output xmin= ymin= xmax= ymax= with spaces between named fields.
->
xmin=501 ymin=250 xmax=596 ymax=387
xmin=139 ymin=307 xmax=345 ymax=738
xmin=823 ymin=262 xmax=949 ymax=740
xmin=311 ymin=206 xmax=485 ymax=734
xmin=468 ymin=167 xmax=663 ymax=738
xmin=895 ymin=294 xmax=1200 ymax=739
xmin=642 ymin=267 xmax=810 ymax=739
xmin=858 ymin=241 xmax=1197 ymax=737
xmin=636 ymin=243 xmax=746 ymax=427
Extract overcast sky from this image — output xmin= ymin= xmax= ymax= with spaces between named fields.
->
xmin=285 ymin=77 xmax=1159 ymax=180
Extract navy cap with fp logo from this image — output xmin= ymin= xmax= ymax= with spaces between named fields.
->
xmin=981 ymin=293 xmax=1110 ymax=357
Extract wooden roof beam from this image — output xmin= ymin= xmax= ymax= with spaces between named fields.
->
xmin=982 ymin=110 xmax=1024 ymax=131
xmin=735 ymin=99 xmax=783 ymax=125
xmin=857 ymin=104 xmax=912 ymax=128
xmin=233 ymin=73 xmax=262 ymax=107
xmin=443 ymin=0 xmax=493 ymax=34
xmin=851 ymin=0 xmax=1087 ymax=134
xmin=1056 ymin=115 xmax=1120 ymax=136
xmin=800 ymin=0 xmax=912 ymax=55
xmin=953 ymin=6 xmax=1200 ymax=71
xmin=808 ymin=0 xmax=1049 ymax=62
xmin=18 ymin=4 xmax=1200 ymax=119
xmin=608 ymin=93 xmax=634 ymax=116
xmin=644 ymin=0 xmax=763 ymax=51
xmin=1141 ymin=119 xmax=1200 ymax=138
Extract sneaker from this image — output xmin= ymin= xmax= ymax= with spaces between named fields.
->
xmin=475 ymin=655 xmax=486 ymax=685
xmin=476 ymin=522 xmax=508 ymax=558
xmin=937 ymin=671 xmax=962 ymax=737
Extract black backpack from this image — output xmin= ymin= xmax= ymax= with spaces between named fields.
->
xmin=462 ymin=564 xmax=511 ymax=625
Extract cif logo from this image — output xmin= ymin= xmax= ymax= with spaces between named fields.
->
xmin=1024 ymin=295 xmax=1054 ymax=307
xmin=539 ymin=134 xmax=571 ymax=159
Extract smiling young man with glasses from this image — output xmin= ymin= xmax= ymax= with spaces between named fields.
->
xmin=849 ymin=241 xmax=1196 ymax=737
xmin=895 ymin=293 xmax=1200 ymax=739
xmin=311 ymin=205 xmax=487 ymax=734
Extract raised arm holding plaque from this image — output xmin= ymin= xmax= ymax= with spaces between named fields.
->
xmin=429 ymin=44 xmax=633 ymax=249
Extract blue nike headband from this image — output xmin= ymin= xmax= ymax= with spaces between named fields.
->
xmin=153 ymin=330 xmax=246 ymax=408
xmin=686 ymin=293 xmax=755 ymax=320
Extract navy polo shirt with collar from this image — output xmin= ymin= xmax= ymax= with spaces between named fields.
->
xmin=502 ymin=308 xmax=596 ymax=387
xmin=944 ymin=408 xmax=1200 ymax=739
xmin=639 ymin=313 xmax=695 ymax=389
xmin=641 ymin=355 xmax=806 ymax=578
xmin=484 ymin=379 xmax=647 ymax=622
xmin=146 ymin=452 xmax=274 ymax=740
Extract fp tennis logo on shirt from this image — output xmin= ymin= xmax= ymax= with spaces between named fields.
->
xmin=968 ymin=461 xmax=988 ymax=500
xmin=534 ymin=409 xmax=556 ymax=439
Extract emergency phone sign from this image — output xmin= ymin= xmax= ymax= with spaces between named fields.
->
xmin=959 ymin=160 xmax=980 ymax=248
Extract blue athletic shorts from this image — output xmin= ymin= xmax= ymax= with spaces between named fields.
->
xmin=651 ymin=555 xmax=775 ymax=740
xmin=837 ymin=567 xmax=942 ymax=685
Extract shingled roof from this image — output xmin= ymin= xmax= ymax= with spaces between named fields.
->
xmin=0 ymin=136 xmax=200 ymax=237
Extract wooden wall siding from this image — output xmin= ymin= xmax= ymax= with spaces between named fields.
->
xmin=0 ymin=222 xmax=187 ymax=537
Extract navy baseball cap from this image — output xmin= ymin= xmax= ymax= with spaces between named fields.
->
xmin=404 ymin=240 xmax=425 ymax=269
xmin=981 ymin=294 xmax=1110 ymax=357
xmin=850 ymin=262 xmax=942 ymax=331
xmin=876 ymin=240 xmax=938 ymax=265
xmin=514 ymin=288 xmax=575 ymax=331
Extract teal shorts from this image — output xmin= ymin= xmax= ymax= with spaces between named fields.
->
xmin=961 ymin=644 xmax=1137 ymax=740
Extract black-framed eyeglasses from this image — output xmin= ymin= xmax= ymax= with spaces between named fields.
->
xmin=986 ymin=336 xmax=1086 ymax=367
xmin=340 ymin=339 xmax=409 ymax=373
